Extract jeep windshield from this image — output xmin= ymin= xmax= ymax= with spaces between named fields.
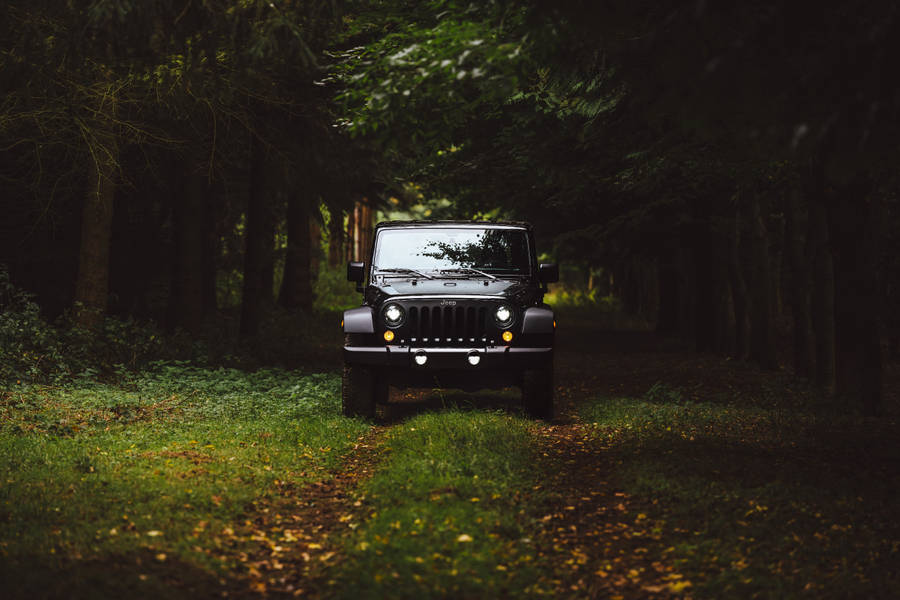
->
xmin=372 ymin=227 xmax=531 ymax=276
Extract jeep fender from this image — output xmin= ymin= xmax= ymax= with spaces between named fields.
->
xmin=521 ymin=306 xmax=554 ymax=334
xmin=343 ymin=306 xmax=375 ymax=334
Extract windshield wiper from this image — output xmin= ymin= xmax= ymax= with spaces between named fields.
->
xmin=375 ymin=268 xmax=434 ymax=280
xmin=438 ymin=267 xmax=497 ymax=280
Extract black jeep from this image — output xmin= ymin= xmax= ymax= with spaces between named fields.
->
xmin=341 ymin=220 xmax=558 ymax=419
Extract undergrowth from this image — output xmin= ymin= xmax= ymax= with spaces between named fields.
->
xmin=545 ymin=286 xmax=651 ymax=331
xmin=0 ymin=365 xmax=368 ymax=599
xmin=0 ymin=264 xmax=351 ymax=386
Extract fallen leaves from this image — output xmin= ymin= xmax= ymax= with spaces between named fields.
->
xmin=202 ymin=427 xmax=390 ymax=597
xmin=528 ymin=423 xmax=685 ymax=598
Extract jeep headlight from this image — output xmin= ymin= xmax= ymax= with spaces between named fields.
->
xmin=382 ymin=303 xmax=405 ymax=328
xmin=494 ymin=305 xmax=513 ymax=327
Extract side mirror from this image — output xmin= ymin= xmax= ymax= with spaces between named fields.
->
xmin=539 ymin=263 xmax=559 ymax=284
xmin=347 ymin=262 xmax=365 ymax=291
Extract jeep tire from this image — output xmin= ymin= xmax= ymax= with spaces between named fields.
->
xmin=342 ymin=364 xmax=376 ymax=419
xmin=522 ymin=367 xmax=554 ymax=420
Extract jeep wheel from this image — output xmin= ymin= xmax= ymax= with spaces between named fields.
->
xmin=374 ymin=375 xmax=390 ymax=405
xmin=522 ymin=367 xmax=554 ymax=420
xmin=342 ymin=364 xmax=375 ymax=419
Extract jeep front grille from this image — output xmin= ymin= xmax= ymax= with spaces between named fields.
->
xmin=399 ymin=301 xmax=491 ymax=345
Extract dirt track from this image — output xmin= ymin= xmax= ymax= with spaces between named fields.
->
xmin=251 ymin=317 xmax=899 ymax=598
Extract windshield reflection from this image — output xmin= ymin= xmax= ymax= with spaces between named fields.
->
xmin=373 ymin=228 xmax=531 ymax=274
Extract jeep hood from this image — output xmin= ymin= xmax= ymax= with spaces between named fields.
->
xmin=372 ymin=277 xmax=531 ymax=300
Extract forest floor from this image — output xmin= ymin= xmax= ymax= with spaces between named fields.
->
xmin=2 ymin=313 xmax=898 ymax=598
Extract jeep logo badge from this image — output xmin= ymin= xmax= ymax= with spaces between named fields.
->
xmin=440 ymin=299 xmax=457 ymax=306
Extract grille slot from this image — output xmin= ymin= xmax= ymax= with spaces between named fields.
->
xmin=401 ymin=301 xmax=489 ymax=345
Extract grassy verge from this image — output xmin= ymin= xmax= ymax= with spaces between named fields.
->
xmin=0 ymin=365 xmax=369 ymax=599
xmin=580 ymin=394 xmax=900 ymax=598
xmin=322 ymin=411 xmax=547 ymax=599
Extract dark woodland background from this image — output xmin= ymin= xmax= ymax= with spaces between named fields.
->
xmin=2 ymin=0 xmax=899 ymax=415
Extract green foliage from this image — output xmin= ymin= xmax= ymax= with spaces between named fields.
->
xmin=314 ymin=263 xmax=364 ymax=312
xmin=58 ymin=318 xmax=173 ymax=374
xmin=643 ymin=382 xmax=685 ymax=405
xmin=544 ymin=286 xmax=619 ymax=311
xmin=328 ymin=411 xmax=544 ymax=598
xmin=0 ymin=268 xmax=199 ymax=385
xmin=0 ymin=366 xmax=368 ymax=597
xmin=133 ymin=363 xmax=343 ymax=419
xmin=545 ymin=287 xmax=654 ymax=331
xmin=0 ymin=260 xmax=360 ymax=387
xmin=0 ymin=266 xmax=68 ymax=384
xmin=332 ymin=0 xmax=534 ymax=153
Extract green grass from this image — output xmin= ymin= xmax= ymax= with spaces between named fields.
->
xmin=323 ymin=411 xmax=547 ymax=599
xmin=5 ymin=359 xmax=897 ymax=599
xmin=580 ymin=395 xmax=900 ymax=599
xmin=0 ymin=365 xmax=369 ymax=599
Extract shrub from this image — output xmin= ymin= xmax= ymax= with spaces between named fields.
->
xmin=0 ymin=266 xmax=191 ymax=385
xmin=314 ymin=263 xmax=363 ymax=311
xmin=0 ymin=266 xmax=69 ymax=384
xmin=643 ymin=381 xmax=685 ymax=404
xmin=543 ymin=286 xmax=620 ymax=310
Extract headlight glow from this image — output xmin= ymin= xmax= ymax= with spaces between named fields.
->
xmin=494 ymin=305 xmax=513 ymax=326
xmin=383 ymin=303 xmax=405 ymax=327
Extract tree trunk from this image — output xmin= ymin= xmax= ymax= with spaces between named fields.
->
xmin=328 ymin=207 xmax=344 ymax=267
xmin=351 ymin=198 xmax=375 ymax=262
xmin=807 ymin=194 xmax=835 ymax=391
xmin=785 ymin=189 xmax=813 ymax=378
xmin=310 ymin=215 xmax=321 ymax=283
xmin=170 ymin=158 xmax=206 ymax=334
xmin=279 ymin=187 xmax=313 ymax=312
xmin=656 ymin=248 xmax=680 ymax=335
xmin=346 ymin=207 xmax=356 ymax=262
xmin=240 ymin=137 xmax=272 ymax=338
xmin=769 ymin=210 xmax=785 ymax=320
xmin=621 ymin=260 xmax=640 ymax=316
xmin=108 ymin=170 xmax=160 ymax=319
xmin=202 ymin=180 xmax=220 ymax=315
xmin=74 ymin=132 xmax=117 ymax=329
xmin=692 ymin=220 xmax=716 ymax=352
xmin=259 ymin=199 xmax=276 ymax=310
xmin=639 ymin=258 xmax=659 ymax=323
xmin=827 ymin=178 xmax=883 ymax=415
xmin=711 ymin=226 xmax=733 ymax=355
xmin=747 ymin=195 xmax=777 ymax=369
xmin=728 ymin=208 xmax=749 ymax=359
xmin=362 ymin=199 xmax=374 ymax=261
xmin=676 ymin=246 xmax=696 ymax=342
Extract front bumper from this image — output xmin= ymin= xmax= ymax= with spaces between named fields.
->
xmin=344 ymin=345 xmax=553 ymax=370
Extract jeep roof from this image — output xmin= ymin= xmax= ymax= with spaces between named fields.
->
xmin=375 ymin=220 xmax=533 ymax=230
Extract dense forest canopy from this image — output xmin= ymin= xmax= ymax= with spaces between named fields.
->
xmin=1 ymin=0 xmax=898 ymax=413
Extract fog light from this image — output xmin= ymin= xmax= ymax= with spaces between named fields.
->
xmin=467 ymin=352 xmax=481 ymax=366
xmin=502 ymin=330 xmax=513 ymax=343
xmin=383 ymin=330 xmax=395 ymax=342
xmin=414 ymin=351 xmax=428 ymax=366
